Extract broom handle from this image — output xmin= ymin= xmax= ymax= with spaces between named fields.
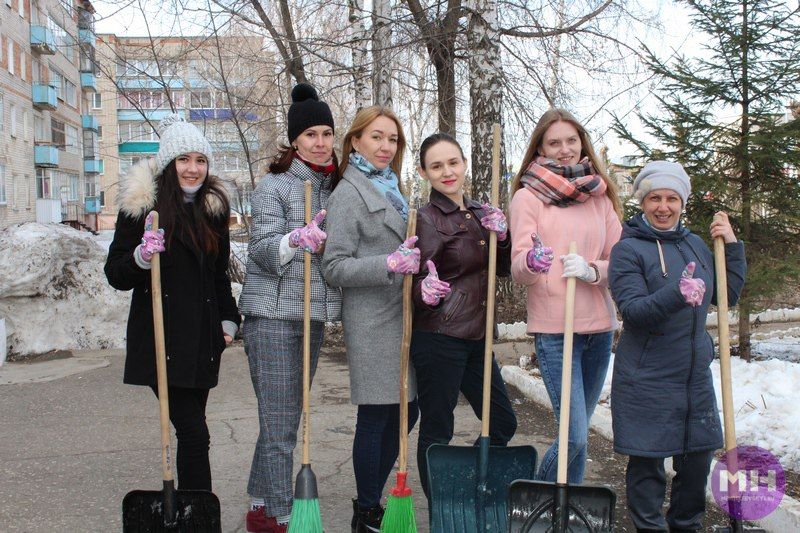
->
xmin=398 ymin=209 xmax=417 ymax=473
xmin=481 ymin=123 xmax=501 ymax=438
xmin=556 ymin=241 xmax=578 ymax=485
xmin=302 ymin=181 xmax=313 ymax=464
xmin=150 ymin=212 xmax=173 ymax=482
xmin=714 ymin=219 xmax=736 ymax=451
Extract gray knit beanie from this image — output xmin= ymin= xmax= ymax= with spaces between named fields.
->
xmin=155 ymin=114 xmax=213 ymax=176
xmin=633 ymin=160 xmax=691 ymax=205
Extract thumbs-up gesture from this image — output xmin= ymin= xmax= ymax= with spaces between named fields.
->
xmin=387 ymin=236 xmax=421 ymax=274
xmin=480 ymin=203 xmax=508 ymax=241
xmin=526 ymin=233 xmax=554 ymax=273
xmin=138 ymin=211 xmax=166 ymax=263
xmin=421 ymin=260 xmax=451 ymax=306
xmin=679 ymin=262 xmax=705 ymax=307
xmin=289 ymin=209 xmax=327 ymax=253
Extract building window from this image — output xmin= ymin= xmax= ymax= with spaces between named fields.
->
xmin=97 ymin=125 xmax=103 ymax=139
xmin=36 ymin=168 xmax=52 ymax=199
xmin=50 ymin=68 xmax=64 ymax=100
xmin=7 ymin=41 xmax=14 ymax=75
xmin=65 ymin=124 xmax=79 ymax=154
xmin=64 ymin=79 xmax=77 ymax=107
xmin=190 ymin=90 xmax=213 ymax=109
xmin=0 ymin=164 xmax=6 ymax=205
xmin=51 ymin=118 xmax=65 ymax=148
xmin=67 ymin=172 xmax=79 ymax=200
xmin=119 ymin=122 xmax=157 ymax=143
xmin=92 ymin=92 xmax=101 ymax=109
xmin=18 ymin=0 xmax=24 ymax=17
xmin=0 ymin=93 xmax=5 ymax=132
xmin=10 ymin=104 xmax=17 ymax=138
xmin=120 ymin=155 xmax=147 ymax=175
xmin=23 ymin=110 xmax=30 ymax=141
xmin=34 ymin=114 xmax=46 ymax=143
xmin=85 ymin=176 xmax=97 ymax=197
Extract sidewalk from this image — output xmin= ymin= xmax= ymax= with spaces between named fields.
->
xmin=0 ymin=345 xmax=553 ymax=532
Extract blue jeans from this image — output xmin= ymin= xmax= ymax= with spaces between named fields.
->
xmin=353 ymin=400 xmax=419 ymax=508
xmin=535 ymin=331 xmax=612 ymax=483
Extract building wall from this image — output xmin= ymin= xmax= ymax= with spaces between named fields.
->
xmin=0 ymin=0 xmax=37 ymax=226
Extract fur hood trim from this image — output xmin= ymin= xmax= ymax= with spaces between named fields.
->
xmin=118 ymin=158 xmax=227 ymax=219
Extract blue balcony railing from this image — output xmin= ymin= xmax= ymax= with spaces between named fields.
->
xmin=32 ymin=84 xmax=58 ymax=110
xmin=80 ymin=72 xmax=97 ymax=92
xmin=30 ymin=26 xmax=57 ymax=54
xmin=82 ymin=115 xmax=99 ymax=130
xmin=34 ymin=145 xmax=59 ymax=167
xmin=84 ymin=159 xmax=103 ymax=174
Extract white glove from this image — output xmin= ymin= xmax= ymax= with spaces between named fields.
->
xmin=560 ymin=253 xmax=597 ymax=283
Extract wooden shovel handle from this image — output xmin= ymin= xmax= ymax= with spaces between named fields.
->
xmin=398 ymin=209 xmax=417 ymax=473
xmin=556 ymin=241 xmax=578 ymax=485
xmin=150 ymin=212 xmax=173 ymax=482
xmin=481 ymin=123 xmax=501 ymax=437
xmin=302 ymin=181 xmax=313 ymax=464
xmin=714 ymin=216 xmax=736 ymax=452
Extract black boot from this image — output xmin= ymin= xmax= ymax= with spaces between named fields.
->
xmin=351 ymin=499 xmax=384 ymax=533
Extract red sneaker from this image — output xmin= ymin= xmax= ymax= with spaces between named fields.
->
xmin=246 ymin=507 xmax=270 ymax=533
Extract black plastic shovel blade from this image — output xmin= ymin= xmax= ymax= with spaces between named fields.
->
xmin=122 ymin=488 xmax=221 ymax=532
xmin=427 ymin=443 xmax=537 ymax=532
xmin=507 ymin=479 xmax=615 ymax=532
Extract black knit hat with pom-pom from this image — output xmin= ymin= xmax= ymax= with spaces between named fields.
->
xmin=287 ymin=83 xmax=335 ymax=144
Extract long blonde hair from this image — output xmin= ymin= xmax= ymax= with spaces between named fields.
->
xmin=511 ymin=108 xmax=621 ymax=217
xmin=339 ymin=106 xmax=407 ymax=193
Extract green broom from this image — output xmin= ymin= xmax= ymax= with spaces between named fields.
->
xmin=288 ymin=181 xmax=323 ymax=533
xmin=381 ymin=210 xmax=418 ymax=533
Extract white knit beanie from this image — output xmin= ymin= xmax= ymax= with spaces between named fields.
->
xmin=633 ymin=160 xmax=691 ymax=205
xmin=155 ymin=114 xmax=213 ymax=176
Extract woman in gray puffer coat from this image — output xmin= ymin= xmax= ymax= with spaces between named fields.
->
xmin=238 ymin=83 xmax=341 ymax=533
xmin=609 ymin=161 xmax=746 ymax=533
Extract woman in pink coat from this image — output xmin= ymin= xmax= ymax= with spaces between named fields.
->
xmin=509 ymin=108 xmax=622 ymax=483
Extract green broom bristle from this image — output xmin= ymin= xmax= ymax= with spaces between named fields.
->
xmin=381 ymin=472 xmax=417 ymax=532
xmin=287 ymin=498 xmax=323 ymax=533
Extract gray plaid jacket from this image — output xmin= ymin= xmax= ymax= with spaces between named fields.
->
xmin=239 ymin=158 xmax=342 ymax=322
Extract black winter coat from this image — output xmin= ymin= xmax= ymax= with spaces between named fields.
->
xmin=608 ymin=214 xmax=746 ymax=457
xmin=104 ymin=159 xmax=240 ymax=389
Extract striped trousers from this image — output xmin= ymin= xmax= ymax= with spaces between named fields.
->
xmin=243 ymin=316 xmax=324 ymax=516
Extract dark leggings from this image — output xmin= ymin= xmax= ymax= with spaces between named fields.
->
xmin=150 ymin=386 xmax=211 ymax=491
xmin=353 ymin=400 xmax=419 ymax=508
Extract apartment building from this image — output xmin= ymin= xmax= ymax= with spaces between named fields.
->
xmin=94 ymin=34 xmax=276 ymax=229
xmin=0 ymin=0 xmax=99 ymax=230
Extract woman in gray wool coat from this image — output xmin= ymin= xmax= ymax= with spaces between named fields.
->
xmin=322 ymin=105 xmax=420 ymax=533
xmin=609 ymin=161 xmax=746 ymax=533
xmin=238 ymin=84 xmax=342 ymax=533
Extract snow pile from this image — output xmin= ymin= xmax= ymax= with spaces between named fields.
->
xmin=706 ymin=307 xmax=800 ymax=327
xmin=710 ymin=357 xmax=800 ymax=471
xmin=498 ymin=321 xmax=528 ymax=340
xmin=752 ymin=336 xmax=800 ymax=363
xmin=0 ymin=223 xmax=130 ymax=357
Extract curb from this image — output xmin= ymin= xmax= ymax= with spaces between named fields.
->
xmin=501 ymin=365 xmax=800 ymax=532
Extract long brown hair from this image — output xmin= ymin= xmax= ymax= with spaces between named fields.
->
xmin=339 ymin=106 xmax=407 ymax=193
xmin=511 ymin=108 xmax=621 ymax=217
xmin=155 ymin=160 xmax=229 ymax=255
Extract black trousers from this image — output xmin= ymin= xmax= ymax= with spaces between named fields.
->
xmin=410 ymin=330 xmax=518 ymax=499
xmin=626 ymin=450 xmax=714 ymax=532
xmin=150 ymin=386 xmax=211 ymax=491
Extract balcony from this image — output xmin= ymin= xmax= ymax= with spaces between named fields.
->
xmin=30 ymin=26 xmax=57 ymax=54
xmin=84 ymin=159 xmax=103 ymax=174
xmin=32 ymin=84 xmax=58 ymax=110
xmin=78 ymin=29 xmax=95 ymax=47
xmin=80 ymin=72 xmax=97 ymax=92
xmin=35 ymin=145 xmax=59 ymax=167
xmin=82 ymin=115 xmax=99 ymax=131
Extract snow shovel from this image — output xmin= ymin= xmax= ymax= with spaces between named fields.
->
xmin=507 ymin=242 xmax=615 ymax=533
xmin=427 ymin=124 xmax=538 ymax=533
xmin=711 ymin=219 xmax=765 ymax=533
xmin=122 ymin=211 xmax=221 ymax=532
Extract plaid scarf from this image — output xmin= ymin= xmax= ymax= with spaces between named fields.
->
xmin=520 ymin=156 xmax=607 ymax=207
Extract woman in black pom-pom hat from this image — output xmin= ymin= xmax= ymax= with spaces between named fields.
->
xmin=104 ymin=113 xmax=240 ymax=491
xmin=238 ymin=83 xmax=342 ymax=533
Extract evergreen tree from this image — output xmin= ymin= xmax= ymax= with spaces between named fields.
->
xmin=613 ymin=0 xmax=800 ymax=360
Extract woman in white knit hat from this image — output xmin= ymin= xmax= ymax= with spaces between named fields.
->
xmin=105 ymin=113 xmax=240 ymax=491
xmin=609 ymin=160 xmax=746 ymax=532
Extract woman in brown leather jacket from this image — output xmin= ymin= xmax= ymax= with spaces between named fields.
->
xmin=410 ymin=133 xmax=518 ymax=501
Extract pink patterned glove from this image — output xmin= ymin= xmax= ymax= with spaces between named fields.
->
xmin=526 ymin=233 xmax=554 ymax=273
xmin=421 ymin=260 xmax=451 ymax=306
xmin=679 ymin=262 xmax=706 ymax=306
xmin=289 ymin=209 xmax=327 ymax=253
xmin=138 ymin=211 xmax=165 ymax=262
xmin=387 ymin=236 xmax=420 ymax=274
xmin=480 ymin=203 xmax=508 ymax=241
